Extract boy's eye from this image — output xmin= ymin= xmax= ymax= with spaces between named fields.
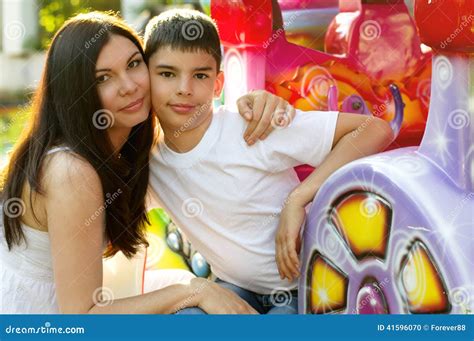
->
xmin=96 ymin=74 xmax=110 ymax=83
xmin=159 ymin=71 xmax=175 ymax=78
xmin=128 ymin=59 xmax=141 ymax=69
xmin=195 ymin=73 xmax=209 ymax=80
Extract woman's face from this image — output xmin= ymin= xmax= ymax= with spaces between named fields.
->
xmin=95 ymin=34 xmax=151 ymax=132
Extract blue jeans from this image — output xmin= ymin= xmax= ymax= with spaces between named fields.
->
xmin=175 ymin=279 xmax=298 ymax=315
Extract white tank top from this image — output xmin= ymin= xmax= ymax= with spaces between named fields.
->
xmin=0 ymin=146 xmax=71 ymax=313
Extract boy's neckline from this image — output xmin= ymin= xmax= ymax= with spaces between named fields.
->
xmin=163 ymin=112 xmax=213 ymax=154
xmin=158 ymin=110 xmax=222 ymax=167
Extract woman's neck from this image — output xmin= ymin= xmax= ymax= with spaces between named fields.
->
xmin=108 ymin=127 xmax=132 ymax=155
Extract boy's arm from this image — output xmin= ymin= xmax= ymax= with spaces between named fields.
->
xmin=236 ymin=90 xmax=296 ymax=145
xmin=275 ymin=113 xmax=394 ymax=281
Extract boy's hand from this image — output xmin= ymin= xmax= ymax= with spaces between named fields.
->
xmin=192 ymin=278 xmax=259 ymax=314
xmin=236 ymin=90 xmax=296 ymax=145
xmin=275 ymin=200 xmax=305 ymax=282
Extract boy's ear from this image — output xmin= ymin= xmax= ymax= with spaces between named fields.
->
xmin=213 ymin=71 xmax=224 ymax=98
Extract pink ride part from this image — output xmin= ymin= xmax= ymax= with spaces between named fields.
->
xmin=212 ymin=0 xmax=432 ymax=169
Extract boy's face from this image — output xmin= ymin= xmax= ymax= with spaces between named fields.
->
xmin=148 ymin=46 xmax=224 ymax=135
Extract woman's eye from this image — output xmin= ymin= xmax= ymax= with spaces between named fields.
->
xmin=128 ymin=59 xmax=141 ymax=69
xmin=159 ymin=72 xmax=175 ymax=78
xmin=195 ymin=73 xmax=209 ymax=80
xmin=96 ymin=74 xmax=110 ymax=83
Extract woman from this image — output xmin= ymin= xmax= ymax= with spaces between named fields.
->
xmin=0 ymin=12 xmax=293 ymax=314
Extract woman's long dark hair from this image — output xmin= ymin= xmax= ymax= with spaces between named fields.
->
xmin=1 ymin=12 xmax=155 ymax=258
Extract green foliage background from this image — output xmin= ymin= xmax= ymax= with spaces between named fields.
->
xmin=38 ymin=0 xmax=121 ymax=49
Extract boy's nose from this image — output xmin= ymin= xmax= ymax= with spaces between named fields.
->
xmin=176 ymin=78 xmax=193 ymax=96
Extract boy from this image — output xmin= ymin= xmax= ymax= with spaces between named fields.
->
xmin=145 ymin=9 xmax=393 ymax=314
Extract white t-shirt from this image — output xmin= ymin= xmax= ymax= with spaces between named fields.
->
xmin=149 ymin=106 xmax=338 ymax=294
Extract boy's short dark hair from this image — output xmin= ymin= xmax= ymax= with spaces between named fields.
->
xmin=144 ymin=9 xmax=222 ymax=71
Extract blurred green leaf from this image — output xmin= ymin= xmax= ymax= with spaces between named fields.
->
xmin=38 ymin=0 xmax=121 ymax=49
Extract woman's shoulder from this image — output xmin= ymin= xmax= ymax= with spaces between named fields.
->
xmin=41 ymin=149 xmax=101 ymax=193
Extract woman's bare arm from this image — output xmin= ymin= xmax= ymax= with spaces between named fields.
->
xmin=44 ymin=152 xmax=256 ymax=314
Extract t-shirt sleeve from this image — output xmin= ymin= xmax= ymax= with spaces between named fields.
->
xmin=253 ymin=109 xmax=339 ymax=172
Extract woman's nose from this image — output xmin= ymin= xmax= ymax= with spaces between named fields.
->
xmin=118 ymin=75 xmax=138 ymax=97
